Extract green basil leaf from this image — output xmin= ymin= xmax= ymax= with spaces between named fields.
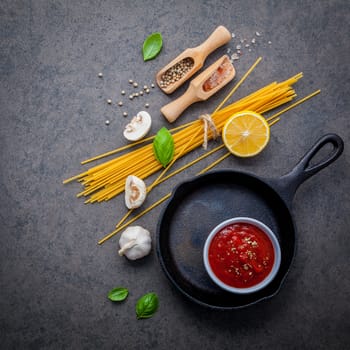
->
xmin=142 ymin=32 xmax=163 ymax=61
xmin=136 ymin=292 xmax=159 ymax=319
xmin=107 ymin=287 xmax=129 ymax=302
xmin=153 ymin=127 xmax=174 ymax=167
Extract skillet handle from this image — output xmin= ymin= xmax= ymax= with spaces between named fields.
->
xmin=271 ymin=134 xmax=344 ymax=206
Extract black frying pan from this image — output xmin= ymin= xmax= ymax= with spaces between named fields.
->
xmin=156 ymin=134 xmax=344 ymax=309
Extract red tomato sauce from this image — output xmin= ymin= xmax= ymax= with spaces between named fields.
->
xmin=208 ymin=222 xmax=275 ymax=288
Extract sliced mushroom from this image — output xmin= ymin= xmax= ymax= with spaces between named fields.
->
xmin=125 ymin=175 xmax=147 ymax=209
xmin=123 ymin=111 xmax=152 ymax=141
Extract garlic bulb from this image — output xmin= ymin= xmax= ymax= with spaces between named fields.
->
xmin=118 ymin=226 xmax=152 ymax=260
xmin=125 ymin=175 xmax=147 ymax=209
xmin=123 ymin=111 xmax=152 ymax=141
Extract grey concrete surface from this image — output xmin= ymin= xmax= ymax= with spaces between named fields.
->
xmin=1 ymin=0 xmax=349 ymax=349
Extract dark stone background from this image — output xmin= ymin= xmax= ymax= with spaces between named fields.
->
xmin=1 ymin=0 xmax=349 ymax=349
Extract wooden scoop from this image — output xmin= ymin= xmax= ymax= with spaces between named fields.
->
xmin=161 ymin=55 xmax=236 ymax=123
xmin=156 ymin=26 xmax=231 ymax=94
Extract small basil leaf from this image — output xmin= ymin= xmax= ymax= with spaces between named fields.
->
xmin=142 ymin=32 xmax=163 ymax=61
xmin=108 ymin=287 xmax=129 ymax=302
xmin=136 ymin=292 xmax=159 ymax=319
xmin=153 ymin=127 xmax=174 ymax=167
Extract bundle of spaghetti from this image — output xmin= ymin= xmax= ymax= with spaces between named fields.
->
xmin=99 ymin=88 xmax=321 ymax=245
xmin=64 ymin=73 xmax=303 ymax=203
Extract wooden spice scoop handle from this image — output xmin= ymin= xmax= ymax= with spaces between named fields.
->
xmin=156 ymin=26 xmax=231 ymax=94
xmin=160 ymin=86 xmax=200 ymax=123
xmin=195 ymin=25 xmax=232 ymax=62
xmin=161 ymin=55 xmax=236 ymax=123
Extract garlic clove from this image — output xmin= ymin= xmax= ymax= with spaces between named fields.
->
xmin=118 ymin=238 xmax=137 ymax=256
xmin=118 ymin=226 xmax=152 ymax=260
xmin=123 ymin=111 xmax=152 ymax=141
xmin=125 ymin=175 xmax=147 ymax=209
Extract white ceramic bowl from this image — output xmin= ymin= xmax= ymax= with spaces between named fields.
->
xmin=203 ymin=217 xmax=281 ymax=294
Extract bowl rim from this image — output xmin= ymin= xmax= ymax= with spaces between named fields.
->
xmin=203 ymin=217 xmax=281 ymax=294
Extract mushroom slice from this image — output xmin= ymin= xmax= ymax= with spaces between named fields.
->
xmin=123 ymin=111 xmax=152 ymax=141
xmin=125 ymin=175 xmax=147 ymax=209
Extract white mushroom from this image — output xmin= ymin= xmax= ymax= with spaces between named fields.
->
xmin=118 ymin=226 xmax=152 ymax=260
xmin=124 ymin=175 xmax=147 ymax=209
xmin=123 ymin=111 xmax=152 ymax=141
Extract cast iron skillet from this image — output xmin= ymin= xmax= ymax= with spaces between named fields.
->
xmin=156 ymin=134 xmax=344 ymax=309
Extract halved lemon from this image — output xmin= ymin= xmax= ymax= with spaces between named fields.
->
xmin=222 ymin=111 xmax=270 ymax=157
